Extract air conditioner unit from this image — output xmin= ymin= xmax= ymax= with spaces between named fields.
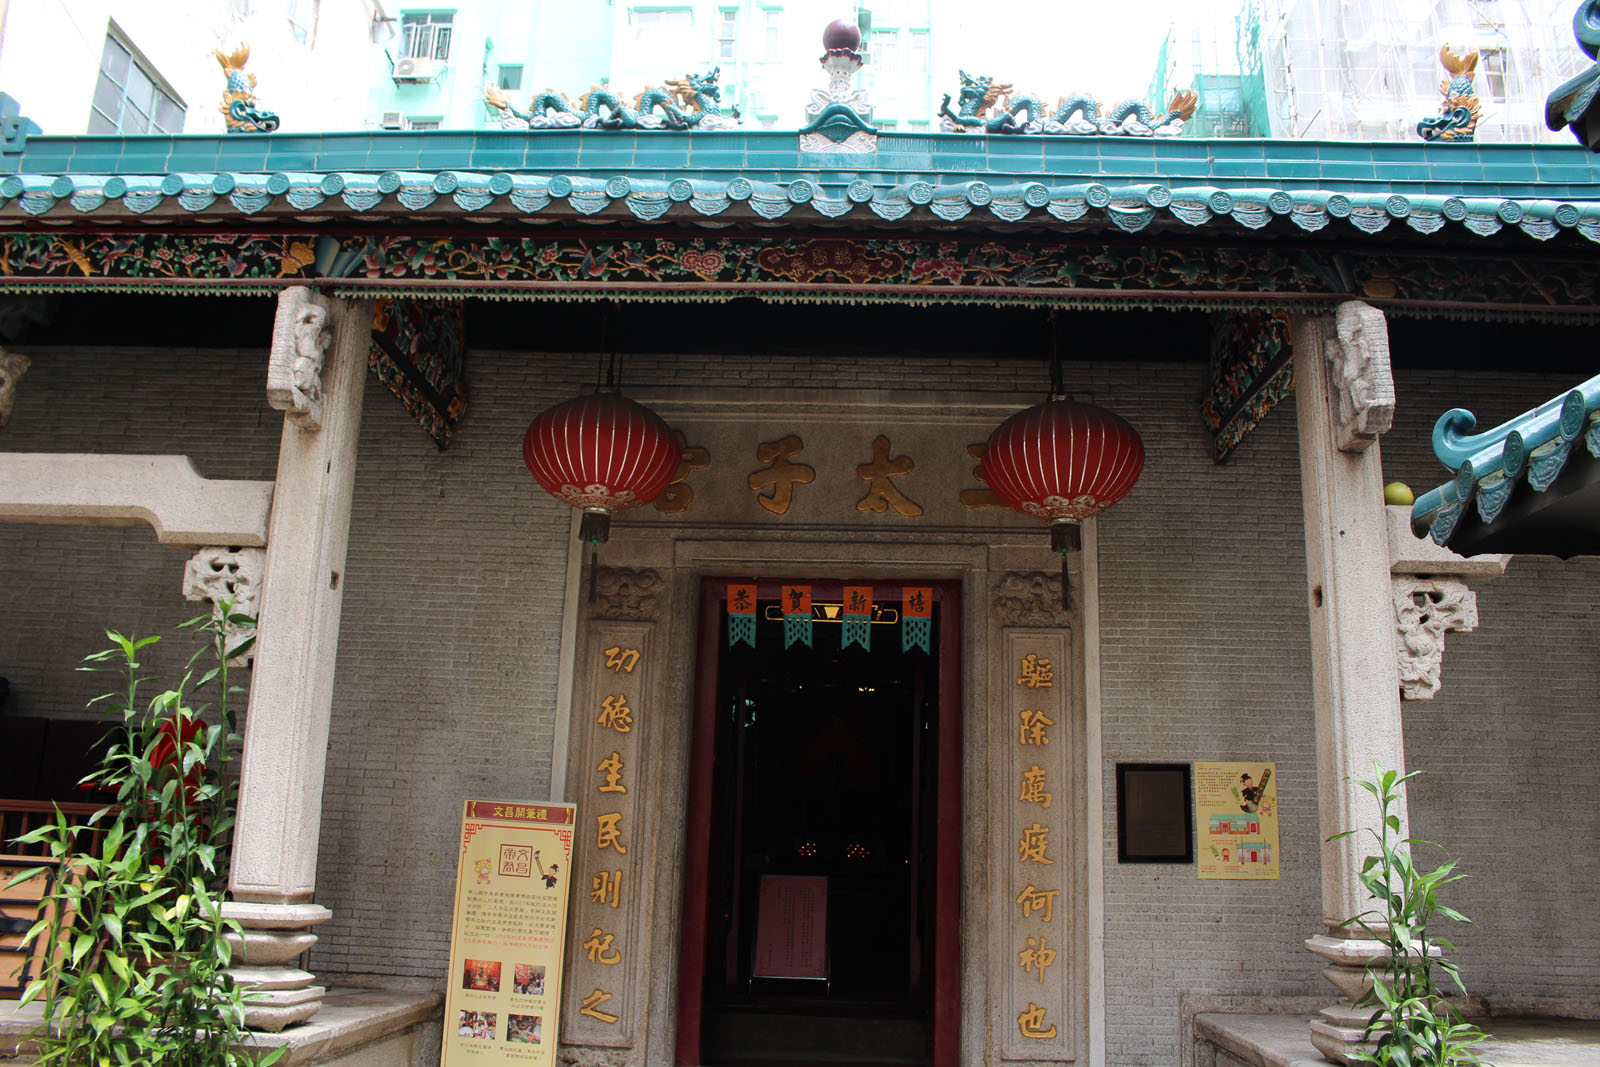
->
xmin=379 ymin=111 xmax=407 ymax=130
xmin=392 ymin=55 xmax=441 ymax=82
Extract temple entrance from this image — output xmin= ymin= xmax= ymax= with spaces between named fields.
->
xmin=677 ymin=579 xmax=961 ymax=1067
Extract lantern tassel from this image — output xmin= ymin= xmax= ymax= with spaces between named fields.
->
xmin=1051 ymin=521 xmax=1080 ymax=610
xmin=581 ymin=510 xmax=610 ymax=605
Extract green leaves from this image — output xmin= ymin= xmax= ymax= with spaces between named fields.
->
xmin=11 ymin=605 xmax=261 ymax=1067
xmin=1333 ymin=765 xmax=1485 ymax=1067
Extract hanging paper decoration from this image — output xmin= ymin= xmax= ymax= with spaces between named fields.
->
xmin=727 ymin=583 xmax=757 ymax=648
xmin=782 ymin=585 xmax=813 ymax=649
xmin=841 ymin=585 xmax=873 ymax=651
xmin=901 ymin=587 xmax=932 ymax=653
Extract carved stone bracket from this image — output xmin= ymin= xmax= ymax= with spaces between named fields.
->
xmin=1324 ymin=301 xmax=1395 ymax=452
xmin=994 ymin=572 xmax=1071 ymax=627
xmin=1393 ymin=577 xmax=1478 ymax=701
xmin=590 ymin=567 xmax=665 ymax=621
xmin=267 ymin=287 xmax=331 ymax=430
xmin=1386 ymin=505 xmax=1506 ymax=702
xmin=182 ymin=546 xmax=265 ymax=667
xmin=0 ymin=346 xmax=30 ymax=428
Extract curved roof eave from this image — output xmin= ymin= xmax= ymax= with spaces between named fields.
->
xmin=4 ymin=129 xmax=1600 ymax=245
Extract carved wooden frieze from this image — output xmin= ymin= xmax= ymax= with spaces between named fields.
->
xmin=589 ymin=568 xmax=665 ymax=621
xmin=267 ymin=286 xmax=331 ymax=430
xmin=1324 ymin=301 xmax=1395 ymax=452
xmin=1393 ymin=576 xmax=1478 ymax=700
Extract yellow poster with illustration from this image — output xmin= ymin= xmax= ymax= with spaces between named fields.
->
xmin=441 ymin=800 xmax=577 ymax=1066
xmin=1195 ymin=763 xmax=1279 ymax=880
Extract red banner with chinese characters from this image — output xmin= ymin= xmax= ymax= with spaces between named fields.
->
xmin=442 ymin=802 xmax=576 ymax=1065
xmin=901 ymin=586 xmax=932 ymax=653
xmin=842 ymin=585 xmax=873 ymax=650
xmin=727 ymin=581 xmax=757 ymax=647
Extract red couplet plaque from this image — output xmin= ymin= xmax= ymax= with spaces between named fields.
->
xmin=752 ymin=875 xmax=828 ymax=980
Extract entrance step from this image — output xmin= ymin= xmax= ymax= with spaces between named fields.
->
xmin=701 ymin=1011 xmax=929 ymax=1065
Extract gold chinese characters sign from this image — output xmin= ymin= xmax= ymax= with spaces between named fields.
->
xmin=441 ymin=801 xmax=577 ymax=1065
xmin=565 ymin=622 xmax=653 ymax=1048
xmin=1195 ymin=762 xmax=1280 ymax=880
xmin=1004 ymin=632 xmax=1071 ymax=1059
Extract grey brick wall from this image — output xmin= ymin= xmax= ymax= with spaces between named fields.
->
xmin=1385 ymin=370 xmax=1600 ymax=1014
xmin=0 ymin=344 xmax=279 ymax=721
xmin=3 ymin=336 xmax=1596 ymax=1066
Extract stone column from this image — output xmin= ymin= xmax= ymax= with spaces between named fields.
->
xmin=222 ymin=289 xmax=369 ymax=1031
xmin=1292 ymin=302 xmax=1407 ymax=1063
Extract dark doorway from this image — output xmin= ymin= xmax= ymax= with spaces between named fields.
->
xmin=677 ymin=580 xmax=960 ymax=1067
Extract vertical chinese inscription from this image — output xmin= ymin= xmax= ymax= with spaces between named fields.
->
xmin=1003 ymin=629 xmax=1071 ymax=1059
xmin=568 ymin=621 xmax=652 ymax=1048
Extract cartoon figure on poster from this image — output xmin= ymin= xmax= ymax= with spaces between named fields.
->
xmin=1196 ymin=762 xmax=1280 ymax=880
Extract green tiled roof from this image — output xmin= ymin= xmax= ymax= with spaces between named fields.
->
xmin=1412 ymin=371 xmax=1600 ymax=554
xmin=4 ymin=126 xmax=1600 ymax=241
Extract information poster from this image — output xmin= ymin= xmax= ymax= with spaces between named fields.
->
xmin=441 ymin=800 xmax=577 ymax=1065
xmin=752 ymin=875 xmax=828 ymax=980
xmin=1195 ymin=763 xmax=1280 ymax=880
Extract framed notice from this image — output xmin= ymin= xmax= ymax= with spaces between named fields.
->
xmin=752 ymin=875 xmax=828 ymax=981
xmin=1115 ymin=763 xmax=1194 ymax=863
xmin=441 ymin=800 xmax=577 ymax=1065
xmin=1195 ymin=762 xmax=1280 ymax=880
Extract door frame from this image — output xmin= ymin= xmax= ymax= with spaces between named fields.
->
xmin=674 ymin=577 xmax=963 ymax=1067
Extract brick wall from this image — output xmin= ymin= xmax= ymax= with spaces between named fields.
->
xmin=3 ymin=336 xmax=1596 ymax=1065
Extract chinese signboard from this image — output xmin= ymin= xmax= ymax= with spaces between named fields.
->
xmin=1195 ymin=762 xmax=1280 ymax=880
xmin=1003 ymin=630 xmax=1071 ymax=1060
xmin=564 ymin=620 xmax=654 ymax=1049
xmin=441 ymin=801 xmax=577 ymax=1066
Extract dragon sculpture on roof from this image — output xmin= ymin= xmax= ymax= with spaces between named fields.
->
xmin=487 ymin=69 xmax=738 ymax=131
xmin=938 ymin=70 xmax=1197 ymax=136
xmin=1418 ymin=45 xmax=1482 ymax=142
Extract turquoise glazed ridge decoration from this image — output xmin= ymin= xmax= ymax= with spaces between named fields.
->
xmin=1546 ymin=0 xmax=1600 ymax=150
xmin=1411 ymin=372 xmax=1600 ymax=547
xmin=485 ymin=69 xmax=737 ymax=131
xmin=1418 ymin=45 xmax=1481 ymax=142
xmin=215 ymin=44 xmax=279 ymax=134
xmin=938 ymin=70 xmax=1197 ymax=136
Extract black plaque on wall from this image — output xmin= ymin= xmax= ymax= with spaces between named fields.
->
xmin=1116 ymin=762 xmax=1194 ymax=863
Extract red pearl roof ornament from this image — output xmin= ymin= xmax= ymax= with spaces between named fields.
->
xmin=981 ymin=318 xmax=1145 ymax=607
xmin=522 ymin=388 xmax=680 ymax=549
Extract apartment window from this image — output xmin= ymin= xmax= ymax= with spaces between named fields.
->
xmin=401 ymin=12 xmax=453 ymax=60
xmin=634 ymin=8 xmax=693 ymax=36
xmin=497 ymin=64 xmax=523 ymax=90
xmin=286 ymin=0 xmax=315 ymax=45
xmin=764 ymin=7 xmax=782 ymax=59
xmin=88 ymin=29 xmax=184 ymax=134
xmin=1480 ymin=47 xmax=1508 ymax=100
xmin=908 ymin=29 xmax=928 ymax=74
xmin=717 ymin=9 xmax=738 ymax=61
xmin=907 ymin=119 xmax=930 ymax=132
xmin=409 ymin=117 xmax=442 ymax=130
xmin=871 ymin=29 xmax=897 ymax=72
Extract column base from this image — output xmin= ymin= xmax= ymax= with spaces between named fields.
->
xmin=222 ymin=901 xmax=333 ymax=1032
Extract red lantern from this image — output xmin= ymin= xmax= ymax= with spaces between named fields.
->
xmin=522 ymin=389 xmax=680 ymax=544
xmin=982 ymin=397 xmax=1145 ymax=603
